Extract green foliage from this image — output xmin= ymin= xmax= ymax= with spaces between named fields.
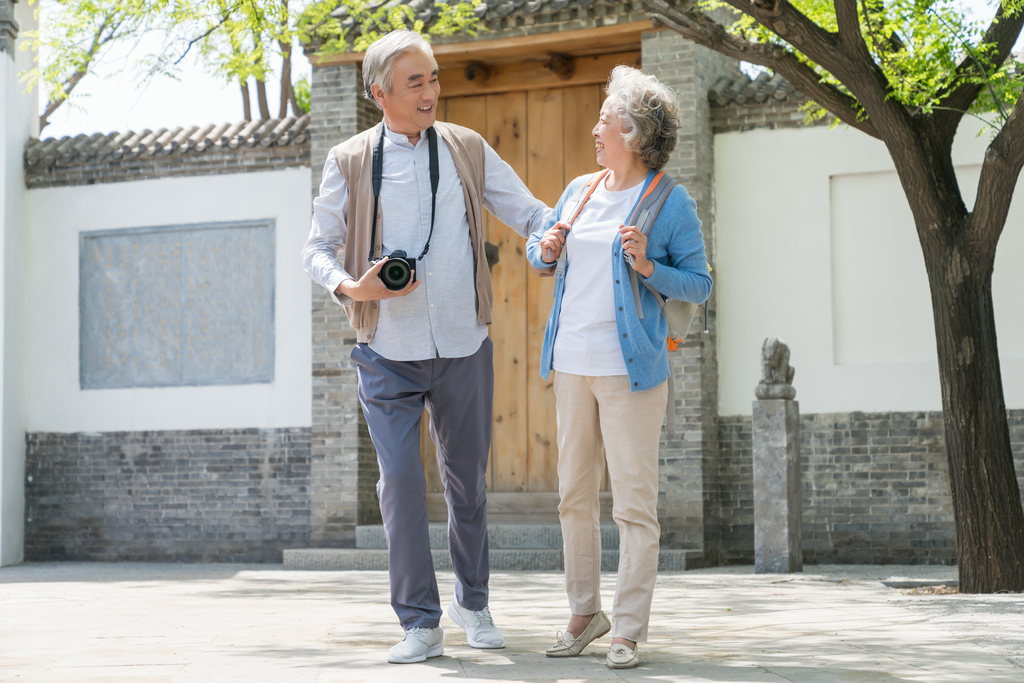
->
xmin=702 ymin=0 xmax=1024 ymax=125
xmin=298 ymin=0 xmax=481 ymax=55
xmin=293 ymin=74 xmax=311 ymax=113
xmin=21 ymin=0 xmax=176 ymax=109
xmin=23 ymin=0 xmax=482 ymax=127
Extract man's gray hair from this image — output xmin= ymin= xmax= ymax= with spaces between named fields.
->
xmin=363 ymin=31 xmax=438 ymax=110
xmin=605 ymin=65 xmax=679 ymax=171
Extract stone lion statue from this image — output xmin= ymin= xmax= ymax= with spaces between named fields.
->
xmin=756 ymin=337 xmax=796 ymax=400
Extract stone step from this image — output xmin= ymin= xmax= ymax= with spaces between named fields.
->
xmin=283 ymin=548 xmax=703 ymax=572
xmin=355 ymin=524 xmax=621 ymax=550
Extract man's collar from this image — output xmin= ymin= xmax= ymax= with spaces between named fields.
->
xmin=382 ymin=121 xmax=428 ymax=148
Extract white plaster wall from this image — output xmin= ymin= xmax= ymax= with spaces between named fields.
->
xmin=24 ymin=168 xmax=313 ymax=433
xmin=1 ymin=1 xmax=39 ymax=566
xmin=715 ymin=119 xmax=1024 ymax=416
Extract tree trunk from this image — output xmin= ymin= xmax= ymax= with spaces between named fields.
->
xmin=240 ymin=79 xmax=252 ymax=121
xmin=256 ymin=79 xmax=271 ymax=120
xmin=918 ymin=220 xmax=1024 ymax=593
xmin=278 ymin=39 xmax=292 ymax=119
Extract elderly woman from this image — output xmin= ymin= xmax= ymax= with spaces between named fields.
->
xmin=526 ymin=66 xmax=712 ymax=669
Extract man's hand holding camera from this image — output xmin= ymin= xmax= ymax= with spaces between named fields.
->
xmin=336 ymin=256 xmax=421 ymax=301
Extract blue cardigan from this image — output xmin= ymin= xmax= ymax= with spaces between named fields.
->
xmin=525 ymin=169 xmax=713 ymax=392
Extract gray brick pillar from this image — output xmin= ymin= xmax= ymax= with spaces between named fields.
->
xmin=0 ymin=0 xmax=19 ymax=54
xmin=642 ymin=30 xmax=739 ymax=564
xmin=308 ymin=62 xmax=383 ymax=547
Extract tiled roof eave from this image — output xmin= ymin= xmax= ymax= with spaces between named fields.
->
xmin=26 ymin=115 xmax=311 ymax=169
xmin=708 ymin=73 xmax=799 ymax=108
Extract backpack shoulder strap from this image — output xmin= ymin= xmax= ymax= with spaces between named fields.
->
xmin=627 ymin=172 xmax=678 ymax=238
xmin=628 ymin=173 xmax=678 ymax=318
xmin=554 ymin=171 xmax=608 ymax=280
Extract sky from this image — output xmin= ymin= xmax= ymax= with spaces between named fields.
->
xmin=37 ymin=0 xmax=1019 ymax=141
xmin=40 ymin=36 xmax=313 ymax=140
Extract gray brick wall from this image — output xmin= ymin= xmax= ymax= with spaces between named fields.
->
xmin=0 ymin=0 xmax=18 ymax=53
xmin=308 ymin=63 xmax=382 ymax=547
xmin=711 ymin=97 xmax=830 ymax=134
xmin=24 ymin=428 xmax=311 ymax=562
xmin=25 ymin=146 xmax=310 ymax=189
xmin=642 ymin=30 xmax=740 ymax=559
xmin=718 ymin=409 xmax=1024 ymax=565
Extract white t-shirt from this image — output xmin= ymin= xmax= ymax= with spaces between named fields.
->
xmin=552 ymin=177 xmax=644 ymax=376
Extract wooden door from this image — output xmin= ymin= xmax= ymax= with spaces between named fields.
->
xmin=419 ymin=84 xmax=605 ymax=499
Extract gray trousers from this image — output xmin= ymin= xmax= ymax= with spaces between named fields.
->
xmin=352 ymin=338 xmax=492 ymax=629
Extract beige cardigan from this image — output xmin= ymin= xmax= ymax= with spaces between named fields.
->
xmin=332 ymin=122 xmax=494 ymax=343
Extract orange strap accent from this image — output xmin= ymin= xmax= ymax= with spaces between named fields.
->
xmin=666 ymin=336 xmax=679 ymax=352
xmin=633 ymin=172 xmax=664 ymax=213
xmin=567 ymin=170 xmax=610 ymax=226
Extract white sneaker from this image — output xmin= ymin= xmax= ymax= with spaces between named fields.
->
xmin=387 ymin=626 xmax=444 ymax=664
xmin=446 ymin=595 xmax=505 ymax=648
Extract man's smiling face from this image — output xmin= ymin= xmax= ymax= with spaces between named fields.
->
xmin=372 ymin=49 xmax=440 ymax=140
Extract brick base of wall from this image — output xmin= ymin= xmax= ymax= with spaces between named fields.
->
xmin=24 ymin=428 xmax=312 ymax=562
xmin=22 ymin=412 xmax=1024 ymax=565
xmin=719 ymin=410 xmax=1024 ymax=565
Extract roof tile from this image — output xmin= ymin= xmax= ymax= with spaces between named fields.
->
xmin=709 ymin=73 xmax=798 ymax=108
xmin=27 ymin=115 xmax=310 ymax=168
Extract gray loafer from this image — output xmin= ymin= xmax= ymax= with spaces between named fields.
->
xmin=545 ymin=610 xmax=611 ymax=657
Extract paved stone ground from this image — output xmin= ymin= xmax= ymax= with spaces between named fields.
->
xmin=1 ymin=563 xmax=1021 ymax=682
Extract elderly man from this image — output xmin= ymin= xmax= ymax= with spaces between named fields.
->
xmin=302 ymin=30 xmax=551 ymax=663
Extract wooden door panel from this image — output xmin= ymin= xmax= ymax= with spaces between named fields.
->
xmin=426 ymin=80 xmax=614 ymax=501
xmin=563 ymin=84 xmax=604 ymax=181
xmin=485 ymin=91 xmax=530 ymax=493
xmin=525 ymin=88 xmax=564 ymax=493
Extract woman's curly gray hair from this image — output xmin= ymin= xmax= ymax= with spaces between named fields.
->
xmin=605 ymin=65 xmax=679 ymax=171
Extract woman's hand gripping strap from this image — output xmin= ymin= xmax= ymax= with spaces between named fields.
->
xmin=550 ymin=171 xmax=609 ymax=293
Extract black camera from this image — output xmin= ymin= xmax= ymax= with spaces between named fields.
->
xmin=378 ymin=250 xmax=417 ymax=290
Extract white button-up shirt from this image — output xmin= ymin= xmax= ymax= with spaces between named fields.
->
xmin=303 ymin=123 xmax=551 ymax=361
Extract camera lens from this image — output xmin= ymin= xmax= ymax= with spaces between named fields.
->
xmin=379 ymin=252 xmax=412 ymax=290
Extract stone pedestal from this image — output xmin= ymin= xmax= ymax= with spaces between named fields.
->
xmin=752 ymin=399 xmax=802 ymax=573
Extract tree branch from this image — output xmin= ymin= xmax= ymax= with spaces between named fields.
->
xmin=39 ymin=16 xmax=118 ymax=130
xmin=971 ymin=92 xmax=1024 ymax=256
xmin=642 ymin=0 xmax=879 ymax=138
xmin=39 ymin=69 xmax=88 ymax=130
xmin=934 ymin=4 xmax=1024 ymax=143
xmin=715 ymin=0 xmax=849 ymax=78
xmin=832 ymin=0 xmax=864 ymax=56
xmin=175 ymin=10 xmax=235 ymax=66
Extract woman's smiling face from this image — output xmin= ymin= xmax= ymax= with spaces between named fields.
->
xmin=593 ymin=96 xmax=632 ymax=169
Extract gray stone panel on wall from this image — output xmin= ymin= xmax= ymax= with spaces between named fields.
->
xmin=80 ymin=221 xmax=274 ymax=389
xmin=24 ymin=428 xmax=312 ymax=562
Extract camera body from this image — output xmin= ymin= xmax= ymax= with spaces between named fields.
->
xmin=378 ymin=250 xmax=417 ymax=291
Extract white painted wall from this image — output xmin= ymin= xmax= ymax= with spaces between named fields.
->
xmin=1 ymin=3 xmax=39 ymax=566
xmin=715 ymin=119 xmax=1024 ymax=416
xmin=24 ymin=168 xmax=313 ymax=433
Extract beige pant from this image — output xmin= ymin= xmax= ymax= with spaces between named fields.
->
xmin=553 ymin=371 xmax=667 ymax=643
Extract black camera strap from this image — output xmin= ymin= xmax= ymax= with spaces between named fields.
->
xmin=368 ymin=123 xmax=440 ymax=263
